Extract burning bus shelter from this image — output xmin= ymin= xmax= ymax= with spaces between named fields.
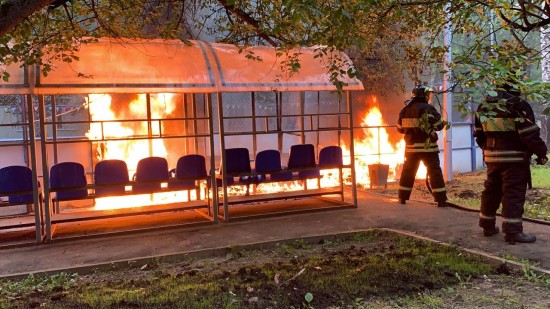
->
xmin=0 ymin=38 xmax=364 ymax=244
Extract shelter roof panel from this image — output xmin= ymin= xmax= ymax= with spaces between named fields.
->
xmin=206 ymin=42 xmax=364 ymax=92
xmin=35 ymin=39 xmax=217 ymax=94
xmin=30 ymin=38 xmax=363 ymax=94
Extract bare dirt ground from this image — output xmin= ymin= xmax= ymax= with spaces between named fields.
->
xmin=376 ymin=169 xmax=550 ymax=215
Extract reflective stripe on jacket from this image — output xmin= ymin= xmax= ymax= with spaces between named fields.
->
xmin=397 ymin=97 xmax=444 ymax=153
xmin=474 ymin=91 xmax=547 ymax=163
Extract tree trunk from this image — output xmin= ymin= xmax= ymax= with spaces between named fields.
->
xmin=0 ymin=0 xmax=55 ymax=37
xmin=540 ymin=28 xmax=550 ymax=145
xmin=542 ymin=28 xmax=550 ymax=82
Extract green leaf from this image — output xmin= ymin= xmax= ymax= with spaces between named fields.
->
xmin=2 ymin=72 xmax=10 ymax=82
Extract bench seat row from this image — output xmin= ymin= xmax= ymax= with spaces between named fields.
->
xmin=49 ymin=155 xmax=209 ymax=212
xmin=1 ymin=144 xmax=347 ymax=218
xmin=217 ymin=144 xmax=345 ymax=193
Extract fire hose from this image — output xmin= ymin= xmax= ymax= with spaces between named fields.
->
xmin=416 ymin=165 xmax=550 ymax=227
xmin=425 ymin=173 xmax=432 ymax=194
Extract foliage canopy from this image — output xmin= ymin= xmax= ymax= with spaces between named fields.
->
xmin=0 ymin=0 xmax=549 ymax=113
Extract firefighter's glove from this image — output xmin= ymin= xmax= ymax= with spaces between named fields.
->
xmin=536 ymin=155 xmax=548 ymax=165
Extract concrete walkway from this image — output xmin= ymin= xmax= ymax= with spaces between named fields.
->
xmin=1 ymin=190 xmax=549 ymax=278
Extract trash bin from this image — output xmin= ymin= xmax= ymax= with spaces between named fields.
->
xmin=368 ymin=164 xmax=389 ymax=189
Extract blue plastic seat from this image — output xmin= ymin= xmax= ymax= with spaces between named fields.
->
xmin=220 ymin=148 xmax=251 ymax=185
xmin=94 ymin=159 xmax=130 ymax=197
xmin=132 ymin=157 xmax=169 ymax=193
xmin=169 ymin=154 xmax=207 ymax=190
xmin=287 ymin=144 xmax=320 ymax=179
xmin=224 ymin=148 xmax=251 ymax=175
xmin=50 ymin=162 xmax=89 ymax=202
xmin=212 ymin=148 xmax=251 ymax=194
xmin=254 ymin=149 xmax=293 ymax=182
xmin=318 ymin=146 xmax=343 ymax=168
xmin=0 ymin=165 xmax=35 ymax=204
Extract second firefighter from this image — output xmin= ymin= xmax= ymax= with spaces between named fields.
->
xmin=397 ymin=85 xmax=449 ymax=207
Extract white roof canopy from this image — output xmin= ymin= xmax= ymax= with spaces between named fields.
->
xmin=1 ymin=38 xmax=364 ymax=94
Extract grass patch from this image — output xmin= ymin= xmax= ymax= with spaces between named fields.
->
xmin=0 ymin=230 xmax=499 ymax=308
xmin=532 ymin=165 xmax=550 ymax=188
xmin=449 ymin=165 xmax=550 ymax=221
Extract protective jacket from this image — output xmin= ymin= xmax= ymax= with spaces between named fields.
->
xmin=397 ymin=96 xmax=447 ymax=204
xmin=397 ymin=97 xmax=447 ymax=153
xmin=474 ymin=91 xmax=547 ymax=163
xmin=475 ymin=90 xmax=548 ymax=235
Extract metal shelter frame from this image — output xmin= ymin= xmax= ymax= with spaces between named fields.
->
xmin=37 ymin=93 xmax=217 ymax=241
xmin=0 ymin=38 xmax=364 ymax=245
xmin=215 ymin=90 xmax=358 ymax=221
xmin=0 ymin=94 xmax=43 ymax=243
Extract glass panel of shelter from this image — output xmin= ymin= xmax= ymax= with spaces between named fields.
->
xmin=38 ymin=93 xmax=215 ymax=241
xmin=0 ymin=88 xmax=357 ymax=240
xmin=0 ymin=94 xmax=43 ymax=245
xmin=214 ymin=90 xmax=356 ymax=222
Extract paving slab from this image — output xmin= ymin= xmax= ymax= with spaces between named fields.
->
xmin=1 ymin=190 xmax=549 ymax=278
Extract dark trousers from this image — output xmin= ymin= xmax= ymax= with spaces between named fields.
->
xmin=398 ymin=152 xmax=447 ymax=203
xmin=479 ymin=162 xmax=529 ymax=234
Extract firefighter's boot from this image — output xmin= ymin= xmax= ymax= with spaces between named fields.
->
xmin=483 ymin=226 xmax=499 ymax=237
xmin=505 ymin=232 xmax=536 ymax=244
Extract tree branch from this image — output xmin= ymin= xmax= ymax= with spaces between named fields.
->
xmin=0 ymin=0 xmax=58 ymax=37
xmin=496 ymin=2 xmax=550 ymax=32
xmin=215 ymin=0 xmax=278 ymax=46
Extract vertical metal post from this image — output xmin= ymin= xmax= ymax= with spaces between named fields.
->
xmin=206 ymin=94 xmax=218 ymax=222
xmin=37 ymin=95 xmax=53 ymax=241
xmin=316 ymin=92 xmax=320 ymax=146
xmin=21 ymin=96 xmax=30 ymax=165
xmin=337 ymin=96 xmax=344 ymax=200
xmin=443 ymin=6 xmax=453 ymax=182
xmin=465 ymin=102 xmax=476 ymax=172
xmin=87 ymin=94 xmax=95 ymax=170
xmin=216 ymin=93 xmax=230 ymax=221
xmin=337 ymin=93 xmax=342 ymax=147
xmin=490 ymin=9 xmax=495 ymax=47
xmin=276 ymin=92 xmax=283 ymax=153
xmin=26 ymin=95 xmax=42 ymax=242
xmin=299 ymin=91 xmax=305 ymax=144
xmin=146 ymin=94 xmax=153 ymax=156
xmin=251 ymin=92 xmax=257 ymax=157
xmin=183 ymin=94 xmax=189 ymax=155
xmin=470 ymin=122 xmax=477 ymax=171
xmin=347 ymin=91 xmax=358 ymax=208
xmin=192 ymin=94 xmax=199 ymax=154
xmin=51 ymin=96 xmax=58 ymax=164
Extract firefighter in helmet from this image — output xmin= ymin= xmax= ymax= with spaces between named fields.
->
xmin=474 ymin=83 xmax=548 ymax=244
xmin=397 ymin=84 xmax=448 ymax=207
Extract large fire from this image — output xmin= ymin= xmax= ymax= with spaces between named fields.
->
xmin=343 ymin=101 xmax=427 ymax=189
xmin=85 ymin=93 xmax=195 ymax=210
xmin=84 ymin=94 xmax=427 ymax=210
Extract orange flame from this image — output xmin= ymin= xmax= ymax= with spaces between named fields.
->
xmin=85 ymin=94 xmax=426 ymax=210
xmin=85 ymin=94 xmax=199 ymax=210
xmin=336 ymin=99 xmax=427 ymax=189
